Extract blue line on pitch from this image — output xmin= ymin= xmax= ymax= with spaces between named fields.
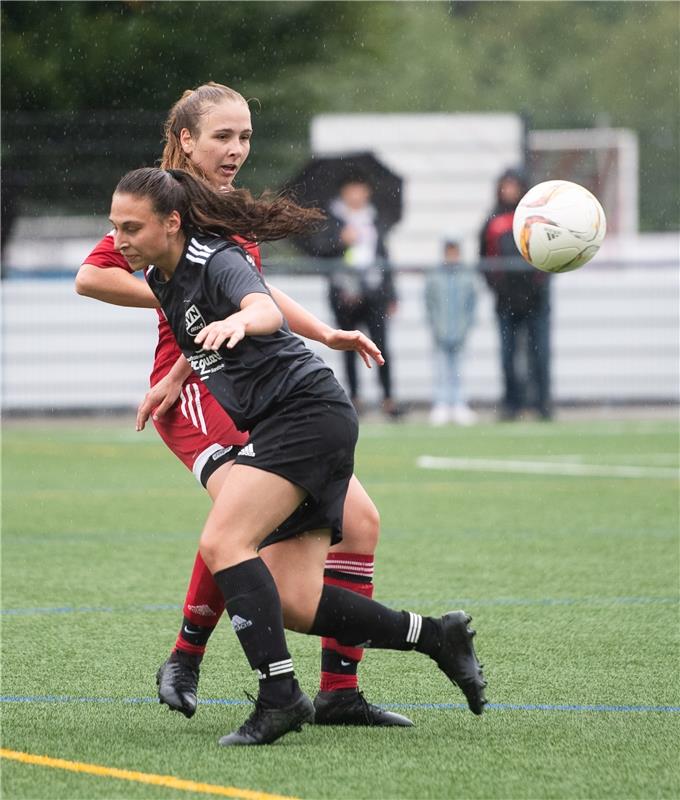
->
xmin=1 ymin=695 xmax=678 ymax=714
xmin=0 ymin=603 xmax=182 ymax=616
xmin=383 ymin=701 xmax=680 ymax=713
xmin=2 ymin=595 xmax=677 ymax=617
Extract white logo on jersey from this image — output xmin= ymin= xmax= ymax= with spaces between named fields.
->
xmin=185 ymin=304 xmax=206 ymax=336
xmin=187 ymin=349 xmax=224 ymax=380
xmin=238 ymin=443 xmax=256 ymax=458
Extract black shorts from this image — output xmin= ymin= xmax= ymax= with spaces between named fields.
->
xmin=233 ymin=370 xmax=359 ymax=548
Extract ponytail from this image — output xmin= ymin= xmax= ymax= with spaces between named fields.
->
xmin=115 ymin=167 xmax=324 ymax=243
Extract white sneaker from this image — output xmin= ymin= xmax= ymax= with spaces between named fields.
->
xmin=429 ymin=404 xmax=450 ymax=426
xmin=450 ymin=405 xmax=477 ymax=426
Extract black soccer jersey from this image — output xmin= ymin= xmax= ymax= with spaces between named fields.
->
xmin=146 ymin=231 xmax=330 ymax=431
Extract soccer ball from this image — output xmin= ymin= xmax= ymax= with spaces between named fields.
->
xmin=512 ymin=180 xmax=606 ymax=273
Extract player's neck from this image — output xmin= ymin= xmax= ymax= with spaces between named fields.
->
xmin=155 ymin=232 xmax=187 ymax=280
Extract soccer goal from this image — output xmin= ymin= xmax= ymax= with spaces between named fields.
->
xmin=528 ymin=128 xmax=638 ymax=236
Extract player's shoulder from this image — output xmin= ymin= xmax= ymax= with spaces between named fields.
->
xmin=185 ymin=232 xmax=232 ymax=264
xmin=189 ymin=233 xmax=258 ymax=276
xmin=231 ymin=234 xmax=262 ymax=271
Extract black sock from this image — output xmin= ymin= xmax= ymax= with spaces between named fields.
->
xmin=212 ymin=557 xmax=296 ymax=703
xmin=309 ymin=584 xmax=442 ymax=655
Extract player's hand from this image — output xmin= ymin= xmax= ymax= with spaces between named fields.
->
xmin=194 ymin=319 xmax=245 ymax=351
xmin=136 ymin=373 xmax=183 ymax=431
xmin=324 ymin=328 xmax=385 ymax=369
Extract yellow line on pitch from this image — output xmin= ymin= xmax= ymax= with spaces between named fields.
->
xmin=0 ymin=748 xmax=301 ymax=800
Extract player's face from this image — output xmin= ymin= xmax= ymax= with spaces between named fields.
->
xmin=181 ymin=99 xmax=252 ymax=193
xmin=109 ymin=193 xmax=180 ymax=271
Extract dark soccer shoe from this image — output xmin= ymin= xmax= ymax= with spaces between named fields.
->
xmin=435 ymin=611 xmax=487 ymax=715
xmin=313 ymin=689 xmax=414 ymax=727
xmin=156 ymin=654 xmax=200 ymax=719
xmin=218 ymin=691 xmax=315 ymax=746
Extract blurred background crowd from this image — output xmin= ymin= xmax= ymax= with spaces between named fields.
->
xmin=2 ymin=1 xmax=678 ymax=419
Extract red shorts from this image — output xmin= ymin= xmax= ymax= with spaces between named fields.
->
xmin=153 ymin=379 xmax=248 ymax=486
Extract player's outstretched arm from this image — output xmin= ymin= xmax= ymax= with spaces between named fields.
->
xmin=76 ymin=263 xmax=160 ymax=308
xmin=267 ymin=284 xmax=384 ymax=368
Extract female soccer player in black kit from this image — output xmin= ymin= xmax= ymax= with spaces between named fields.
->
xmin=108 ymin=166 xmax=487 ymax=746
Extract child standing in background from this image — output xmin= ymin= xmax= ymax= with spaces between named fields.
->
xmin=425 ymin=238 xmax=478 ymax=426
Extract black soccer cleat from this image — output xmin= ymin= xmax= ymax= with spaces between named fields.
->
xmin=156 ymin=653 xmax=200 ymax=719
xmin=313 ymin=689 xmax=414 ymax=727
xmin=434 ymin=610 xmax=487 ymax=715
xmin=218 ymin=690 xmax=315 ymax=746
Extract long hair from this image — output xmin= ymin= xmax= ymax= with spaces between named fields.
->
xmin=114 ymin=167 xmax=324 ymax=243
xmin=161 ymin=82 xmax=247 ymax=179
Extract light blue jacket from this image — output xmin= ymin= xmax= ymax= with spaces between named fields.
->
xmin=425 ymin=264 xmax=478 ymax=348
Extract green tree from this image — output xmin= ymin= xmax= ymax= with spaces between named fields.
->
xmin=2 ymin=1 xmax=678 ymax=228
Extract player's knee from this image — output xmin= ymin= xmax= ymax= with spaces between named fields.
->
xmin=197 ymin=533 xmax=221 ymax=572
xmin=344 ymin=500 xmax=380 ymax=553
xmin=198 ymin=529 xmax=254 ymax=572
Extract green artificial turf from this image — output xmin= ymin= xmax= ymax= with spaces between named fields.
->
xmin=2 ymin=417 xmax=679 ymax=799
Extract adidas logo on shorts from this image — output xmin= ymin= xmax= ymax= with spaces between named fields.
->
xmin=238 ymin=443 xmax=256 ymax=458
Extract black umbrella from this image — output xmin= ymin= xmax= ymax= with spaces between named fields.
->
xmin=282 ymin=152 xmax=403 ymax=255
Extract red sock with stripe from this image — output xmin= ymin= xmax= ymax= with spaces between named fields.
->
xmin=320 ymin=552 xmax=374 ymax=692
xmin=173 ymin=552 xmax=225 ymax=658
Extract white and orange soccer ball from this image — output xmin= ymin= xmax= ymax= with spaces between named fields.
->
xmin=512 ymin=180 xmax=607 ymax=273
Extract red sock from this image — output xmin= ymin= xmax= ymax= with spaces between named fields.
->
xmin=320 ymin=552 xmax=374 ymax=692
xmin=174 ymin=552 xmax=225 ymax=657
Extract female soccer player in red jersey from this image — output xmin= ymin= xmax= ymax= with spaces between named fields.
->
xmin=107 ymin=165 xmax=486 ymax=745
xmin=76 ymin=83 xmax=411 ymax=726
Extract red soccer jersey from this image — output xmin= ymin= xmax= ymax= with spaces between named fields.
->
xmin=83 ymin=232 xmax=262 ymax=384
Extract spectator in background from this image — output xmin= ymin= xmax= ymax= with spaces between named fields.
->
xmin=425 ymin=237 xmax=478 ymax=426
xmin=308 ymin=175 xmax=401 ymax=418
xmin=479 ymin=169 xmax=552 ymax=421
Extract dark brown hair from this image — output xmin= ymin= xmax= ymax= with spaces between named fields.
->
xmin=114 ymin=167 xmax=323 ymax=243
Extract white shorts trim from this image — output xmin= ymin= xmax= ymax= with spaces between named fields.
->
xmin=181 ymin=383 xmax=207 ymax=435
xmin=192 ymin=443 xmax=230 ymax=484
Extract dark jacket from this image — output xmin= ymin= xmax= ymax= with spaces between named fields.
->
xmin=479 ymin=170 xmax=549 ymax=315
xmin=304 ymin=208 xmax=396 ymax=308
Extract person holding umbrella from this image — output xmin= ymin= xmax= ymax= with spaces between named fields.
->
xmin=288 ymin=157 xmax=403 ymax=418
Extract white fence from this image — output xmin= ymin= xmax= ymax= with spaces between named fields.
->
xmin=2 ymin=262 xmax=678 ymax=412
xmin=311 ymin=113 xmax=524 ymax=267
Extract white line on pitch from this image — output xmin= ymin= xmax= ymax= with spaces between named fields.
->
xmin=416 ymin=456 xmax=679 ymax=480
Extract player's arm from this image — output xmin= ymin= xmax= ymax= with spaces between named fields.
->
xmin=267 ymin=283 xmax=384 ymax=368
xmin=136 ymin=354 xmax=193 ymax=431
xmin=75 ymin=263 xmax=160 ymax=308
xmin=195 ymin=293 xmax=283 ymax=351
